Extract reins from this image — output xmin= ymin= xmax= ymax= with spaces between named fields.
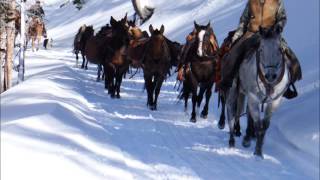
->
xmin=255 ymin=47 xmax=289 ymax=112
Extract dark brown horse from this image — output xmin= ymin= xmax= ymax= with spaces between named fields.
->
xmin=104 ymin=15 xmax=130 ymax=98
xmin=180 ymin=21 xmax=219 ymax=122
xmin=85 ymin=24 xmax=112 ymax=81
xmin=73 ymin=25 xmax=94 ymax=69
xmin=143 ymin=24 xmax=172 ymax=110
xmin=217 ymin=30 xmax=255 ymax=139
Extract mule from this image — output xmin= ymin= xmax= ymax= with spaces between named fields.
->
xmin=216 ymin=30 xmax=242 ymax=136
xmin=73 ymin=25 xmax=94 ymax=69
xmin=104 ymin=15 xmax=130 ymax=98
xmin=180 ymin=21 xmax=219 ymax=122
xmin=226 ymin=29 xmax=290 ymax=158
xmin=143 ymin=24 xmax=171 ymax=110
xmin=85 ymin=24 xmax=112 ymax=81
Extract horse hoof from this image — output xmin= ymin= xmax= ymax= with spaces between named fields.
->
xmin=218 ymin=122 xmax=225 ymax=129
xmin=254 ymin=150 xmax=264 ymax=159
xmin=242 ymin=136 xmax=251 ymax=148
xmin=110 ymin=94 xmax=116 ymax=99
xmin=235 ymin=130 xmax=242 ymax=137
xmin=116 ymin=94 xmax=121 ymax=99
xmin=200 ymin=112 xmax=208 ymax=119
xmin=218 ymin=121 xmax=225 ymax=129
xmin=190 ymin=118 xmax=196 ymax=123
xmin=200 ymin=114 xmax=207 ymax=119
xmin=229 ymin=139 xmax=235 ymax=148
xmin=151 ymin=105 xmax=157 ymax=111
xmin=85 ymin=67 xmax=88 ymax=70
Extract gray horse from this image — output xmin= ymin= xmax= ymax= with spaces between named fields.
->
xmin=226 ymin=30 xmax=290 ymax=158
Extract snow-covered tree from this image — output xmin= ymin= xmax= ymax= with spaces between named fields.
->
xmin=131 ymin=0 xmax=154 ymax=25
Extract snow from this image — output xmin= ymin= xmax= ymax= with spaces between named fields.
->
xmin=1 ymin=0 xmax=319 ymax=180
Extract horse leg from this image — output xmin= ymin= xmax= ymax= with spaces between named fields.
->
xmin=197 ymin=86 xmax=206 ymax=108
xmin=256 ymin=98 xmax=281 ymax=158
xmin=109 ymin=71 xmax=116 ymax=98
xmin=102 ymin=66 xmax=105 ymax=80
xmin=97 ymin=64 xmax=102 ymax=82
xmin=81 ymin=52 xmax=87 ymax=70
xmin=242 ymin=105 xmax=255 ymax=148
xmin=37 ymin=36 xmax=40 ymax=51
xmin=32 ymin=38 xmax=35 ymax=52
xmin=115 ymin=68 xmax=124 ymax=99
xmin=218 ymin=93 xmax=226 ymax=129
xmin=183 ymin=80 xmax=190 ymax=112
xmin=144 ymin=74 xmax=153 ymax=109
xmin=75 ymin=51 xmax=79 ymax=68
xmin=234 ymin=93 xmax=245 ymax=137
xmin=226 ymin=84 xmax=239 ymax=147
xmin=247 ymin=95 xmax=264 ymax=158
xmin=85 ymin=58 xmax=89 ymax=70
xmin=104 ymin=64 xmax=109 ymax=90
xmin=81 ymin=53 xmax=85 ymax=69
xmin=190 ymin=75 xmax=198 ymax=122
xmin=201 ymin=83 xmax=213 ymax=119
xmin=153 ymin=75 xmax=164 ymax=111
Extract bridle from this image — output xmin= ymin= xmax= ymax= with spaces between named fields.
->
xmin=256 ymin=44 xmax=288 ymax=102
xmin=196 ymin=29 xmax=218 ymax=60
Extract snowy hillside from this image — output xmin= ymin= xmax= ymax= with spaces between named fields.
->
xmin=1 ymin=0 xmax=319 ymax=180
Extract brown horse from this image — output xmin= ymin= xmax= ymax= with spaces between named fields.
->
xmin=217 ymin=30 xmax=255 ymax=138
xmin=143 ymin=24 xmax=172 ymax=110
xmin=27 ymin=17 xmax=46 ymax=51
xmin=73 ymin=24 xmax=94 ymax=69
xmin=179 ymin=21 xmax=219 ymax=122
xmin=85 ymin=24 xmax=112 ymax=81
xmin=104 ymin=15 xmax=130 ymax=98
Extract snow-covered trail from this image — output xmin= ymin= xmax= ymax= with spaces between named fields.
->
xmin=1 ymin=0 xmax=319 ymax=179
xmin=1 ymin=46 xmax=316 ymax=179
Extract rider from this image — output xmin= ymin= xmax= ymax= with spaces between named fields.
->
xmin=28 ymin=1 xmax=45 ymax=19
xmin=219 ymin=0 xmax=302 ymax=99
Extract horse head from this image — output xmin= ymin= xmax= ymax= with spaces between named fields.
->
xmin=148 ymin=24 xmax=166 ymax=58
xmin=110 ymin=15 xmax=130 ymax=49
xmin=193 ymin=21 xmax=217 ymax=58
xmin=257 ymin=29 xmax=285 ymax=84
xmin=84 ymin=25 xmax=94 ymax=38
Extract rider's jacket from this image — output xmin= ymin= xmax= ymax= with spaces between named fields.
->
xmin=232 ymin=0 xmax=287 ymax=42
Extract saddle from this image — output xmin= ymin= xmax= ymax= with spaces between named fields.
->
xmin=128 ymin=37 xmax=149 ymax=68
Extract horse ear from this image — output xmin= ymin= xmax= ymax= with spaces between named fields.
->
xmin=206 ymin=22 xmax=211 ymax=29
xmin=160 ymin=25 xmax=165 ymax=34
xmin=194 ymin=21 xmax=199 ymax=30
xmin=122 ymin=13 xmax=128 ymax=23
xmin=133 ymin=17 xmax=136 ymax=25
xmin=149 ymin=24 xmax=154 ymax=34
xmin=110 ymin=16 xmax=117 ymax=26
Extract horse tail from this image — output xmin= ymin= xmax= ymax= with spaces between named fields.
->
xmin=178 ymin=81 xmax=190 ymax=101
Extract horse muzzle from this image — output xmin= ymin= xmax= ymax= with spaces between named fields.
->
xmin=264 ymin=72 xmax=277 ymax=83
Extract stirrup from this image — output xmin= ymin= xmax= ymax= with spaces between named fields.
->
xmin=283 ymin=83 xmax=298 ymax=99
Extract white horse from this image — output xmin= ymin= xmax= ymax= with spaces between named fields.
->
xmin=226 ymin=30 xmax=290 ymax=158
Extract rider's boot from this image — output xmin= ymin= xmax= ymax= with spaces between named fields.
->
xmin=282 ymin=41 xmax=302 ymax=99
